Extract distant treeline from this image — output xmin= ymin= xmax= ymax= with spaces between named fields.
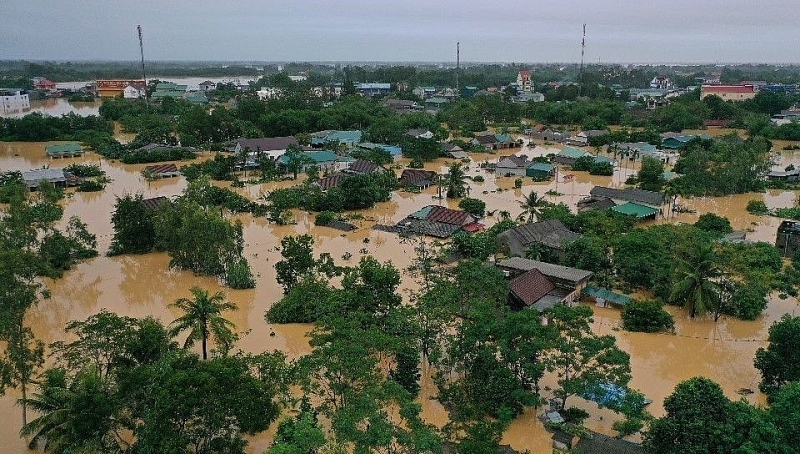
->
xmin=3 ymin=60 xmax=800 ymax=89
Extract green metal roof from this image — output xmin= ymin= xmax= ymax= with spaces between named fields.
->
xmin=583 ymin=285 xmax=632 ymax=306
xmin=612 ymin=202 xmax=659 ymax=218
xmin=527 ymin=162 xmax=555 ymax=172
xmin=278 ymin=150 xmax=339 ymax=164
xmin=558 ymin=147 xmax=591 ymax=158
xmin=45 ymin=143 xmax=82 ymax=154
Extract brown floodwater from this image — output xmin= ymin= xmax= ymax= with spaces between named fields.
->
xmin=1 ymin=137 xmax=800 ymax=453
xmin=0 ymin=99 xmax=102 ymax=119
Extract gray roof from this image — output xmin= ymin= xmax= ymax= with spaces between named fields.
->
xmin=497 ymin=155 xmax=529 ymax=169
xmin=498 ymin=219 xmax=580 ymax=250
xmin=574 ymin=432 xmax=647 ymax=454
xmin=498 ymin=257 xmax=593 ymax=283
xmin=395 ymin=218 xmax=463 ymax=238
xmin=22 ymin=168 xmax=66 ymax=187
xmin=590 ymin=186 xmax=664 ymax=207
xmin=236 ymin=136 xmax=298 ymax=152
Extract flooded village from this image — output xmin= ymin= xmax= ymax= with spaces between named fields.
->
xmin=4 ymin=60 xmax=800 ymax=453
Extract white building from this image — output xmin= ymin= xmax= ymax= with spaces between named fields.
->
xmin=123 ymin=84 xmax=147 ymax=99
xmin=256 ymin=87 xmax=285 ymax=100
xmin=0 ymin=89 xmax=31 ymax=114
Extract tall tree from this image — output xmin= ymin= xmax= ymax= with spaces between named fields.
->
xmin=169 ymin=287 xmax=238 ymax=360
xmin=544 ymin=304 xmax=631 ymax=409
xmin=669 ymin=242 xmax=723 ymax=318
xmin=754 ymin=314 xmax=800 ymax=396
xmin=518 ymin=190 xmax=549 ymax=223
xmin=443 ymin=163 xmax=469 ymax=199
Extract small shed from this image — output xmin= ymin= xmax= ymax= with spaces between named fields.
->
xmin=46 ymin=143 xmax=84 ymax=158
xmin=526 ymin=162 xmax=556 ymax=179
xmin=142 ymin=164 xmax=181 ymax=178
xmin=612 ymin=202 xmax=659 ymax=220
xmin=583 ymin=285 xmax=632 ymax=308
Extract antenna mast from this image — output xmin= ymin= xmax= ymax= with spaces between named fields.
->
xmin=137 ymin=25 xmax=147 ymax=83
xmin=579 ymin=24 xmax=586 ymax=80
xmin=456 ymin=41 xmax=460 ymax=95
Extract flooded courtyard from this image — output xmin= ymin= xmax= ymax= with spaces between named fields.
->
xmin=1 ymin=134 xmax=800 ymax=454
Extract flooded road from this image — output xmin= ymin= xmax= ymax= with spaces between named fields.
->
xmin=2 ymin=137 xmax=800 ymax=453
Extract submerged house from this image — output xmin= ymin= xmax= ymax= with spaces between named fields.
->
xmin=496 ymin=155 xmax=531 ymax=176
xmin=496 ymin=219 xmax=580 ymax=261
xmin=398 ymin=169 xmax=438 ymax=189
xmin=310 ymin=130 xmax=363 ymax=148
xmin=142 ymin=163 xmax=181 ymax=178
xmin=21 ymin=168 xmax=78 ymax=190
xmin=395 ymin=205 xmax=481 ymax=238
xmin=234 ymin=136 xmax=299 ymax=160
xmin=776 ymin=220 xmax=800 ymax=258
xmin=553 ymin=147 xmax=592 ymax=166
xmin=45 ymin=143 xmax=84 ymax=158
xmin=498 ymin=257 xmax=593 ymax=309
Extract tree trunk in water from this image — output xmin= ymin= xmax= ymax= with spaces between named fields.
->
xmin=21 ymin=383 xmax=27 ymax=426
xmin=202 ymin=335 xmax=208 ymax=360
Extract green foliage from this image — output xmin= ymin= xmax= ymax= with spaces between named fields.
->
xmin=443 ymin=163 xmax=469 ymax=199
xmin=64 ymin=163 xmax=105 ymax=178
xmin=589 ymin=160 xmax=614 ymax=176
xmin=37 ymin=217 xmax=98 ymax=278
xmin=621 ymin=300 xmax=675 ymax=333
xmin=755 ymin=315 xmax=800 ymax=396
xmin=646 ymin=377 xmax=791 ymax=454
xmin=76 ymin=179 xmax=105 ymax=192
xmin=275 ymin=235 xmax=318 ymax=294
xmin=314 ymin=211 xmax=336 ymax=226
xmin=119 ymin=146 xmax=197 ymax=164
xmin=267 ymin=277 xmax=335 ymax=324
xmin=564 ymin=235 xmax=611 ymax=273
xmin=671 ymin=135 xmax=772 ymax=196
xmin=169 ymin=287 xmax=238 ymax=360
xmin=544 ymin=305 xmax=631 ymax=408
xmin=571 ymin=155 xmax=596 ymax=171
xmin=457 ymin=197 xmax=486 ymax=217
xmin=747 ymin=199 xmax=770 ymax=215
xmin=450 ymin=219 xmax=516 ymax=261
xmin=0 ymin=112 xmax=114 ymax=142
xmin=637 ymin=156 xmax=665 ymax=192
xmin=694 ymin=212 xmax=734 ymax=235
xmin=225 ymin=258 xmax=256 ymax=289
xmin=108 ymin=193 xmax=158 ymax=255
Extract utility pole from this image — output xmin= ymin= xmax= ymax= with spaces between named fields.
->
xmin=579 ymin=24 xmax=586 ymax=81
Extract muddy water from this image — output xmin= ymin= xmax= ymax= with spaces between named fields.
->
xmin=2 ymin=140 xmax=800 ymax=453
xmin=0 ymin=99 xmax=102 ymax=119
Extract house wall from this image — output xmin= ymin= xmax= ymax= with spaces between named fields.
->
xmin=776 ymin=229 xmax=800 ymax=258
xmin=496 ymin=165 xmax=526 ymax=177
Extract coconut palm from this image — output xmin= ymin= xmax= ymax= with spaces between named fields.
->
xmin=169 ymin=287 xmax=238 ymax=360
xmin=443 ymin=163 xmax=469 ymax=199
xmin=21 ymin=369 xmax=126 ymax=454
xmin=669 ymin=242 xmax=723 ymax=318
xmin=518 ymin=190 xmax=549 ymax=223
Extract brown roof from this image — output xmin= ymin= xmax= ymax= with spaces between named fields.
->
xmin=143 ymin=163 xmax=179 ymax=175
xmin=499 ymin=219 xmax=580 ymax=250
xmin=399 ymin=169 xmax=437 ymax=186
xmin=425 ymin=205 xmax=473 ymax=225
xmin=510 ymin=269 xmax=556 ymax=307
xmin=474 ymin=134 xmax=499 ymax=144
xmin=497 ymin=155 xmax=529 ymax=168
xmin=237 ymin=136 xmax=298 ymax=152
xmin=347 ymin=159 xmax=381 ymax=174
xmin=140 ymin=196 xmax=168 ymax=211
xmin=316 ymin=173 xmax=346 ymax=190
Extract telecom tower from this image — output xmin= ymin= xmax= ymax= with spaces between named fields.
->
xmin=579 ymin=24 xmax=586 ymax=80
xmin=137 ymin=25 xmax=147 ymax=84
xmin=455 ymin=42 xmax=460 ymax=96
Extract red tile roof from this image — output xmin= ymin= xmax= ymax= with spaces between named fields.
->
xmin=425 ymin=205 xmax=473 ymax=225
xmin=510 ymin=269 xmax=556 ymax=307
xmin=462 ymin=222 xmax=485 ymax=233
xmin=399 ymin=169 xmax=437 ymax=186
xmin=140 ymin=196 xmax=168 ymax=211
xmin=702 ymin=85 xmax=754 ymax=94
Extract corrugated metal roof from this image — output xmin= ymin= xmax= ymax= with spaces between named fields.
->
xmin=510 ymin=269 xmax=556 ymax=307
xmin=498 ymin=219 xmax=580 ymax=250
xmin=316 ymin=173 xmax=346 ymax=190
xmin=346 ymin=159 xmax=381 ymax=174
xmin=425 ymin=205 xmax=472 ymax=225
xmin=140 ymin=196 xmax=168 ymax=211
xmin=143 ymin=164 xmax=179 ymax=175
xmin=612 ymin=202 xmax=659 ymax=218
xmin=590 ymin=186 xmax=663 ymax=207
xmin=498 ymin=257 xmax=593 ymax=284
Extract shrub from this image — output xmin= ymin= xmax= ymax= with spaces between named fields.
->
xmin=77 ymin=180 xmax=105 ymax=192
xmin=746 ymin=200 xmax=769 ymax=215
xmin=589 ymin=161 xmax=614 ymax=176
xmin=315 ymin=211 xmax=336 ymax=226
xmin=458 ymin=197 xmax=486 ymax=217
xmin=224 ymin=258 xmax=255 ymax=289
xmin=514 ymin=178 xmax=523 ymax=188
xmin=694 ymin=213 xmax=733 ymax=235
xmin=621 ymin=300 xmax=675 ymax=333
xmin=472 ymin=175 xmax=485 ymax=183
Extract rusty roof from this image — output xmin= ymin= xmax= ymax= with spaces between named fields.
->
xmin=143 ymin=164 xmax=179 ymax=175
xmin=399 ymin=169 xmax=437 ymax=185
xmin=140 ymin=196 xmax=168 ymax=211
xmin=425 ymin=205 xmax=474 ymax=225
xmin=346 ymin=159 xmax=381 ymax=174
xmin=316 ymin=173 xmax=346 ymax=190
xmin=509 ymin=269 xmax=556 ymax=307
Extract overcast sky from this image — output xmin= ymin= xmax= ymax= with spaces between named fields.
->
xmin=2 ymin=0 xmax=799 ymax=64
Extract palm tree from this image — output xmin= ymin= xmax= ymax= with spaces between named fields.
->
xmin=21 ymin=369 xmax=126 ymax=454
xmin=669 ymin=243 xmax=723 ymax=318
xmin=518 ymin=190 xmax=549 ymax=223
xmin=169 ymin=287 xmax=238 ymax=360
xmin=443 ymin=163 xmax=468 ymax=199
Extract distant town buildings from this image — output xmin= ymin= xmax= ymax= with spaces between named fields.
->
xmin=96 ymin=80 xmax=146 ymax=98
xmin=0 ymin=88 xmax=30 ymax=114
xmin=700 ymin=84 xmax=756 ymax=101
